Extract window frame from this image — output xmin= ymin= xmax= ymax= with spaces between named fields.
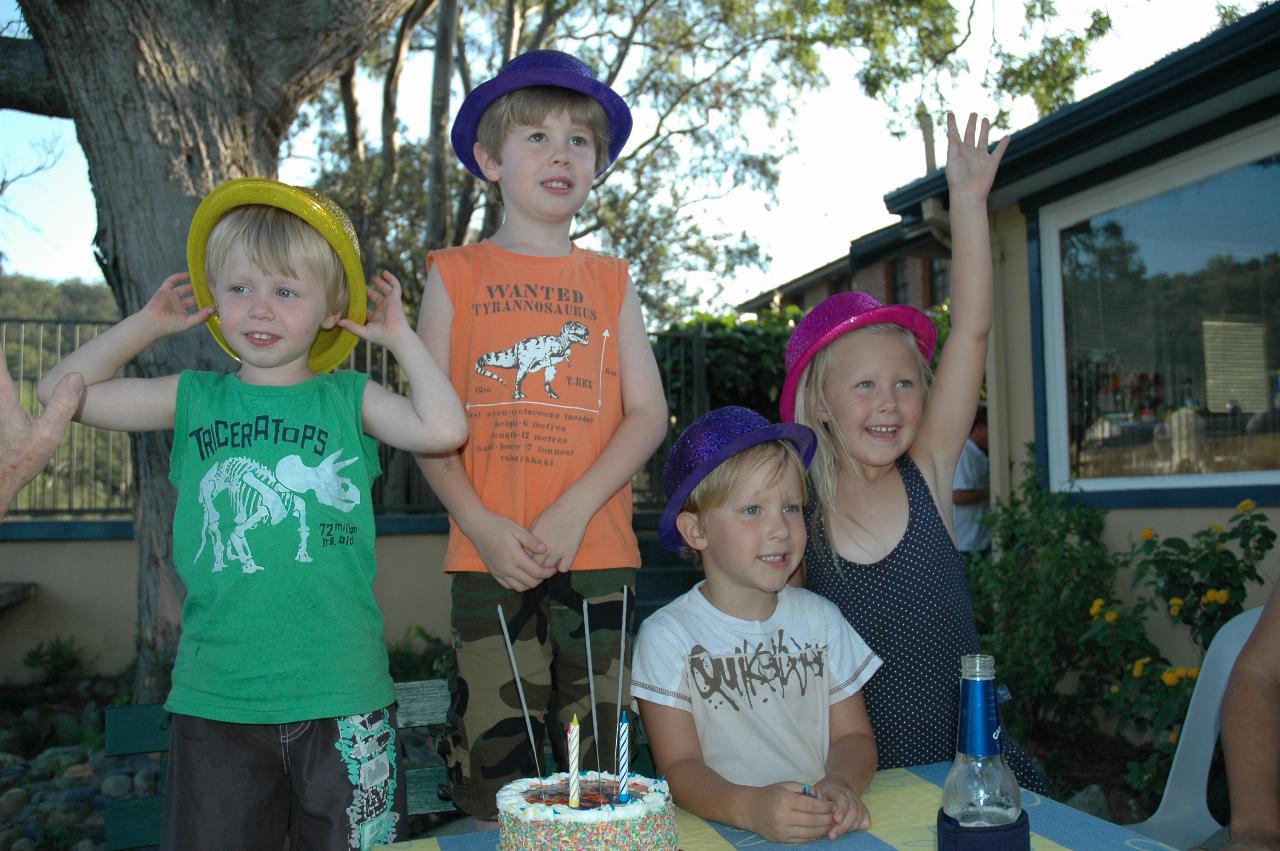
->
xmin=1038 ymin=115 xmax=1280 ymax=499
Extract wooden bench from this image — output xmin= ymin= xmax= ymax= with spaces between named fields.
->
xmin=103 ymin=678 xmax=455 ymax=850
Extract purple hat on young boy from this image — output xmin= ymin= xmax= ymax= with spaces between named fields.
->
xmin=659 ymin=406 xmax=816 ymax=552
xmin=778 ymin=291 xmax=937 ymax=424
xmin=450 ymin=49 xmax=633 ymax=181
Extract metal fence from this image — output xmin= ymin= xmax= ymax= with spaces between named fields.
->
xmin=4 ymin=318 xmax=709 ymax=519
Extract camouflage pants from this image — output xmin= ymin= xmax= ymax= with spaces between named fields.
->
xmin=444 ymin=569 xmax=636 ymax=820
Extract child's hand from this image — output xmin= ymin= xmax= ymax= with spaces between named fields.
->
xmin=470 ymin=512 xmax=555 ymax=591
xmin=812 ymin=776 xmax=871 ymax=839
xmin=744 ymin=781 xmax=838 ymax=844
xmin=944 ymin=111 xmax=1010 ymax=206
xmin=141 ymin=274 xmax=215 ymax=339
xmin=527 ymin=497 xmax=591 ymax=573
xmin=339 ymin=271 xmax=413 ymax=347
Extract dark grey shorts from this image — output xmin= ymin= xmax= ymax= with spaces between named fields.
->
xmin=160 ymin=706 xmax=406 ymax=851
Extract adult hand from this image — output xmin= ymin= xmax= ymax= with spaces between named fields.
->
xmin=0 ymin=366 xmax=84 ymax=517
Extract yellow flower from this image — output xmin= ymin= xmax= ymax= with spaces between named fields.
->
xmin=1141 ymin=527 xmax=1155 ymax=541
xmin=1169 ymin=596 xmax=1184 ymax=607
xmin=1210 ymin=523 xmax=1224 ymax=535
xmin=1132 ymin=657 xmax=1151 ymax=678
xmin=1170 ymin=605 xmax=1181 ymax=617
xmin=1188 ymin=667 xmax=1199 ymax=678
xmin=1109 ymin=684 xmax=1120 ymax=694
xmin=1174 ymin=667 xmax=1188 ymax=678
xmin=1105 ymin=611 xmax=1118 ymax=624
xmin=1202 ymin=589 xmax=1221 ymax=606
xmin=1090 ymin=598 xmax=1105 ymax=617
xmin=1218 ymin=590 xmax=1230 ymax=604
xmin=1169 ymin=732 xmax=1179 ymax=745
xmin=1237 ymin=498 xmax=1256 ymax=513
xmin=1161 ymin=670 xmax=1180 ymax=686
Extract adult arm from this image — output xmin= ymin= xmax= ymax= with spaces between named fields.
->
xmin=1221 ymin=588 xmax=1280 ymax=849
xmin=0 ymin=364 xmax=84 ymax=517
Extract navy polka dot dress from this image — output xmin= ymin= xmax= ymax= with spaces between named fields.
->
xmin=805 ymin=454 xmax=1047 ymax=793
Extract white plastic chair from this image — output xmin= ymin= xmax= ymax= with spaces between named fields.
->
xmin=1129 ymin=605 xmax=1264 ymax=848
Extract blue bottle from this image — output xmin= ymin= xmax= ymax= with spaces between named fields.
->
xmin=942 ymin=654 xmax=1022 ymax=826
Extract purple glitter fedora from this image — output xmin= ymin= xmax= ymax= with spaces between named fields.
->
xmin=778 ymin=291 xmax=937 ymax=423
xmin=450 ymin=49 xmax=632 ymax=181
xmin=659 ymin=406 xmax=817 ymax=552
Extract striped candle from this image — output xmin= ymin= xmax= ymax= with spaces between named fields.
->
xmin=568 ymin=714 xmax=581 ymax=808
xmin=617 ymin=710 xmax=630 ymax=803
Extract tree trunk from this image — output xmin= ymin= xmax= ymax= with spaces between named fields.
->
xmin=14 ymin=0 xmax=414 ymax=702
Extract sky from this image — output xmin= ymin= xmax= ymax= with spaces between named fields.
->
xmin=0 ymin=0 xmax=1237 ymax=311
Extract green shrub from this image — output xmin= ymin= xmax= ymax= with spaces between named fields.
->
xmin=387 ymin=626 xmax=450 ymax=682
xmin=968 ymin=446 xmax=1139 ymax=743
xmin=22 ymin=635 xmax=85 ymax=684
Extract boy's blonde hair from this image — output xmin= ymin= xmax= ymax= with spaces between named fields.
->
xmin=677 ymin=440 xmax=807 ymax=565
xmin=205 ymin=205 xmax=349 ymax=316
xmin=795 ymin=323 xmax=933 ymax=520
xmin=476 ymin=86 xmax=612 ymax=175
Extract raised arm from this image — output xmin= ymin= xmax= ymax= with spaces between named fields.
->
xmin=916 ymin=112 xmax=1009 ymax=484
xmin=637 ymin=699 xmax=838 ymax=844
xmin=1 ymin=362 xmax=84 ymax=517
xmin=527 ymin=278 xmax=668 ymax=572
xmin=35 ymin=273 xmax=211 ymax=431
xmin=1221 ymin=589 xmax=1280 ymax=849
xmin=347 ymin=270 xmax=467 ymax=454
xmin=412 ymin=266 xmax=553 ymax=591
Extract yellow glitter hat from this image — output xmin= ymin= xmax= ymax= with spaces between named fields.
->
xmin=186 ymin=177 xmax=366 ymax=373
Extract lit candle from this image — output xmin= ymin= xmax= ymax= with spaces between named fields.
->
xmin=617 ymin=710 xmax=630 ymax=803
xmin=568 ymin=714 xmax=581 ymax=808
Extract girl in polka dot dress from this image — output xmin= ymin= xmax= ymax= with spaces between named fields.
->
xmin=778 ymin=113 xmax=1046 ymax=793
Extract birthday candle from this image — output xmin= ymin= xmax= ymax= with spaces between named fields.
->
xmin=617 ymin=710 xmax=631 ymax=803
xmin=568 ymin=715 xmax=581 ymax=808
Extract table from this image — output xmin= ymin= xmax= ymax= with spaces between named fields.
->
xmin=378 ymin=762 xmax=1176 ymax=850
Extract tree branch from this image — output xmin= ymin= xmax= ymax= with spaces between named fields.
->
xmin=0 ymin=35 xmax=70 ymax=117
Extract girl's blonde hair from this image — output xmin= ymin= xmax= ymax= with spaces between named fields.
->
xmin=206 ymin=205 xmax=349 ymax=316
xmin=476 ymin=86 xmax=612 ymax=174
xmin=678 ymin=440 xmax=807 ymax=565
xmin=794 ymin=323 xmax=933 ymax=521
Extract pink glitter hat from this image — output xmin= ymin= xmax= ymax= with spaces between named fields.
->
xmin=778 ymin=291 xmax=937 ymax=423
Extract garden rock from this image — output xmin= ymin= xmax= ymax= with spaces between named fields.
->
xmin=0 ymin=790 xmax=26 ymax=819
xmin=100 ymin=774 xmax=132 ymax=799
xmin=1066 ymin=783 xmax=1111 ymax=821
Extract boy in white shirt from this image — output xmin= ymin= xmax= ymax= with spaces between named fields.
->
xmin=631 ymin=406 xmax=882 ymax=844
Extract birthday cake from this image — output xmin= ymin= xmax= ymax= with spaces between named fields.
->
xmin=495 ymin=771 xmax=677 ymax=850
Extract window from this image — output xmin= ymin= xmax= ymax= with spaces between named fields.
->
xmin=930 ymin=258 xmax=950 ymax=306
xmin=1040 ymin=117 xmax=1280 ymax=494
xmin=892 ymin=257 xmax=910 ymax=305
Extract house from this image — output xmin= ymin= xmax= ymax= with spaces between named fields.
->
xmin=743 ymin=5 xmax=1280 ymax=630
xmin=737 ymin=223 xmax=951 ymax=315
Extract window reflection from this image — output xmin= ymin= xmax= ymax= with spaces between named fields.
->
xmin=1060 ymin=154 xmax=1280 ymax=479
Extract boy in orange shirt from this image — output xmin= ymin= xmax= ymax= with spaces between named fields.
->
xmin=415 ymin=49 xmax=668 ymax=827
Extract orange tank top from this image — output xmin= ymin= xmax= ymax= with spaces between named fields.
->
xmin=429 ymin=241 xmax=640 ymax=573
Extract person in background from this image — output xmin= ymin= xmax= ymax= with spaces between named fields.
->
xmin=952 ymin=403 xmax=990 ymax=560
xmin=0 ymin=360 xmax=83 ymax=518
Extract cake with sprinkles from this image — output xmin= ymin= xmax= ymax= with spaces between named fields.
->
xmin=495 ymin=771 xmax=677 ymax=850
